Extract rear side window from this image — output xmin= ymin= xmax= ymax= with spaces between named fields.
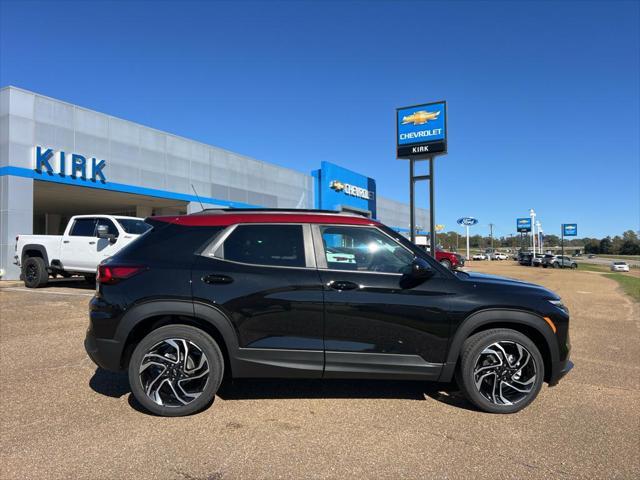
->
xmin=70 ymin=218 xmax=97 ymax=236
xmin=222 ymin=225 xmax=305 ymax=267
xmin=117 ymin=218 xmax=152 ymax=234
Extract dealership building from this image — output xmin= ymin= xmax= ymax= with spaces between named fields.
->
xmin=0 ymin=86 xmax=429 ymax=280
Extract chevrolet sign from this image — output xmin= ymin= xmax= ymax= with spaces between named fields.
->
xmin=397 ymin=101 xmax=447 ymax=158
xmin=330 ymin=179 xmax=373 ymax=200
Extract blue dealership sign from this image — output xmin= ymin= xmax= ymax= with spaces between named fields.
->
xmin=397 ymin=101 xmax=447 ymax=157
xmin=517 ymin=217 xmax=532 ymax=233
xmin=312 ymin=161 xmax=376 ymax=217
xmin=457 ymin=217 xmax=478 ymax=226
xmin=563 ymin=224 xmax=578 ymax=237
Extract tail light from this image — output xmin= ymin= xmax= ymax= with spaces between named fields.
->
xmin=98 ymin=265 xmax=146 ymax=285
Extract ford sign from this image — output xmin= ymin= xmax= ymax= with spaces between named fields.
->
xmin=457 ymin=217 xmax=478 ymax=226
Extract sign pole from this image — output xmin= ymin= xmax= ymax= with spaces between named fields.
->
xmin=409 ymin=158 xmax=415 ymax=244
xmin=466 ymin=225 xmax=470 ymax=260
xmin=561 ymin=224 xmax=564 ymax=261
xmin=429 ymin=156 xmax=436 ymax=258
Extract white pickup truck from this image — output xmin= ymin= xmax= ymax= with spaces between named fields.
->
xmin=14 ymin=215 xmax=150 ymax=288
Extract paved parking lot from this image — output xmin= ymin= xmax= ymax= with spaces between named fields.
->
xmin=1 ymin=263 xmax=638 ymax=479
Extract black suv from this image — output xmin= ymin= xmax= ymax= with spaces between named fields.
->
xmin=85 ymin=209 xmax=572 ymax=416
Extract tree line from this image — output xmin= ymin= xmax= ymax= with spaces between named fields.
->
xmin=435 ymin=230 xmax=640 ymax=255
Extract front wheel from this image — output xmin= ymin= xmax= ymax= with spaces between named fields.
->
xmin=128 ymin=325 xmax=224 ymax=417
xmin=456 ymin=328 xmax=544 ymax=414
xmin=439 ymin=259 xmax=452 ymax=270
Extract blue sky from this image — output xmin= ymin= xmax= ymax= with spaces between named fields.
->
xmin=1 ymin=0 xmax=638 ymax=238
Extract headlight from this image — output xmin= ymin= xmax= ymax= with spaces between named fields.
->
xmin=548 ymin=299 xmax=568 ymax=313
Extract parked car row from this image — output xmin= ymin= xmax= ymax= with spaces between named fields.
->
xmin=471 ymin=252 xmax=508 ymax=260
xmin=516 ymin=252 xmax=578 ymax=269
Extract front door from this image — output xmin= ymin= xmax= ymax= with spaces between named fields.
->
xmin=191 ymin=223 xmax=324 ymax=378
xmin=313 ymin=224 xmax=453 ymax=380
xmin=61 ymin=217 xmax=98 ymax=271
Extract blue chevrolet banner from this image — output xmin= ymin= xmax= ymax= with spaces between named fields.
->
xmin=397 ymin=101 xmax=447 ymax=157
xmin=563 ymin=224 xmax=578 ymax=236
xmin=517 ymin=218 xmax=532 ymax=233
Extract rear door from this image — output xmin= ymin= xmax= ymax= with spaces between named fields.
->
xmin=313 ymin=224 xmax=453 ymax=380
xmin=61 ymin=217 xmax=97 ymax=270
xmin=192 ymin=223 xmax=325 ymax=378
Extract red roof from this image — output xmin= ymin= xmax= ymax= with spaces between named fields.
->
xmin=151 ymin=211 xmax=379 ymax=227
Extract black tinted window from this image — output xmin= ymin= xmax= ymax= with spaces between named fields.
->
xmin=223 ymin=225 xmax=305 ymax=267
xmin=117 ymin=219 xmax=152 ymax=234
xmin=70 ymin=218 xmax=97 ymax=236
xmin=96 ymin=218 xmax=119 ymax=237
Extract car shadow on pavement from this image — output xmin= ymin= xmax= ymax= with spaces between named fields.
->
xmin=89 ymin=369 xmax=478 ymax=413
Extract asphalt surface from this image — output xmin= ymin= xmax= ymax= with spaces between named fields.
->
xmin=1 ymin=263 xmax=639 ymax=479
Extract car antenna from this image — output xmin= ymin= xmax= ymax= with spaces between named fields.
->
xmin=191 ymin=184 xmax=205 ymax=211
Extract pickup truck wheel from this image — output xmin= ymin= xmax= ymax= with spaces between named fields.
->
xmin=128 ymin=325 xmax=224 ymax=417
xmin=456 ymin=328 xmax=544 ymax=414
xmin=439 ymin=259 xmax=452 ymax=270
xmin=23 ymin=257 xmax=49 ymax=288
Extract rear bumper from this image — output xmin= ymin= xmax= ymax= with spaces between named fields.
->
xmin=84 ymin=328 xmax=124 ymax=372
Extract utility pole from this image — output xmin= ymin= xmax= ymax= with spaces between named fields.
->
xmin=489 ymin=223 xmax=495 ymax=250
xmin=529 ymin=209 xmax=536 ymax=255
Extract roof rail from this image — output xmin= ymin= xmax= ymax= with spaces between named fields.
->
xmin=190 ymin=208 xmax=368 ymax=217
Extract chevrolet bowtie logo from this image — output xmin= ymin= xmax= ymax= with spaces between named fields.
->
xmin=401 ymin=110 xmax=441 ymax=126
xmin=330 ymin=180 xmax=345 ymax=192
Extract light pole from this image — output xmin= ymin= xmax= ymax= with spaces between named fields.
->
xmin=529 ymin=209 xmax=536 ymax=255
xmin=536 ymin=221 xmax=542 ymax=253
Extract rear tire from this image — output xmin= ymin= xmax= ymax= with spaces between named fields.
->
xmin=456 ymin=328 xmax=544 ymax=414
xmin=128 ymin=325 xmax=224 ymax=417
xmin=22 ymin=257 xmax=49 ymax=288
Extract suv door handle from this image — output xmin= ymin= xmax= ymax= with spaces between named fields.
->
xmin=63 ymin=240 xmax=70 ymax=244
xmin=328 ymin=280 xmax=359 ymax=291
xmin=202 ymin=274 xmax=233 ymax=285
xmin=89 ymin=241 xmax=96 ymax=245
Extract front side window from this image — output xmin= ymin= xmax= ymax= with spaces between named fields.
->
xmin=222 ymin=224 xmax=306 ymax=267
xmin=70 ymin=218 xmax=97 ymax=236
xmin=320 ymin=226 xmax=414 ymax=273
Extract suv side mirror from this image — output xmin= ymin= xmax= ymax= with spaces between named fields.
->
xmin=400 ymin=257 xmax=435 ymax=288
xmin=96 ymin=225 xmax=117 ymax=244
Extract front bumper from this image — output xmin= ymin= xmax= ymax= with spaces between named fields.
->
xmin=549 ymin=357 xmax=574 ymax=386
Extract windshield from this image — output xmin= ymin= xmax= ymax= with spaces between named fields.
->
xmin=117 ymin=218 xmax=152 ymax=234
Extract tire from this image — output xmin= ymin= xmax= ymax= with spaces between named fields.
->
xmin=439 ymin=259 xmax=452 ymax=270
xmin=128 ymin=325 xmax=224 ymax=417
xmin=456 ymin=328 xmax=544 ymax=414
xmin=571 ymin=263 xmax=577 ymax=269
xmin=22 ymin=257 xmax=49 ymax=288
xmin=553 ymin=262 xmax=559 ymax=269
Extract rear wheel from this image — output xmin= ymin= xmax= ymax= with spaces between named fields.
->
xmin=456 ymin=328 xmax=544 ymax=414
xmin=128 ymin=325 xmax=224 ymax=417
xmin=439 ymin=259 xmax=452 ymax=270
xmin=22 ymin=257 xmax=49 ymax=288
xmin=571 ymin=263 xmax=577 ymax=269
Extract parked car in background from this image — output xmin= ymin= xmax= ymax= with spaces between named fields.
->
xmin=588 ymin=254 xmax=596 ymax=259
xmin=472 ymin=253 xmax=487 ymax=260
xmin=543 ymin=255 xmax=578 ymax=269
xmin=15 ymin=215 xmax=150 ymax=288
xmin=85 ymin=208 xmax=572 ymax=416
xmin=491 ymin=252 xmax=509 ymax=260
xmin=519 ymin=252 xmax=534 ymax=266
xmin=610 ymin=262 xmax=630 ymax=272
xmin=532 ymin=254 xmax=546 ymax=267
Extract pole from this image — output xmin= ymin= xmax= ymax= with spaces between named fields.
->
xmin=429 ymin=157 xmax=436 ymax=259
xmin=409 ymin=158 xmax=415 ymax=244
xmin=561 ymin=224 xmax=564 ymax=261
xmin=466 ymin=225 xmax=470 ymax=260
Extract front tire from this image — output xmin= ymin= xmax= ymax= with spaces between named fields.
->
xmin=456 ymin=328 xmax=544 ymax=414
xmin=128 ymin=325 xmax=224 ymax=417
xmin=439 ymin=259 xmax=452 ymax=270
xmin=22 ymin=257 xmax=49 ymax=288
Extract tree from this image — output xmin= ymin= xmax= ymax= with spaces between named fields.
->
xmin=600 ymin=237 xmax=612 ymax=254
